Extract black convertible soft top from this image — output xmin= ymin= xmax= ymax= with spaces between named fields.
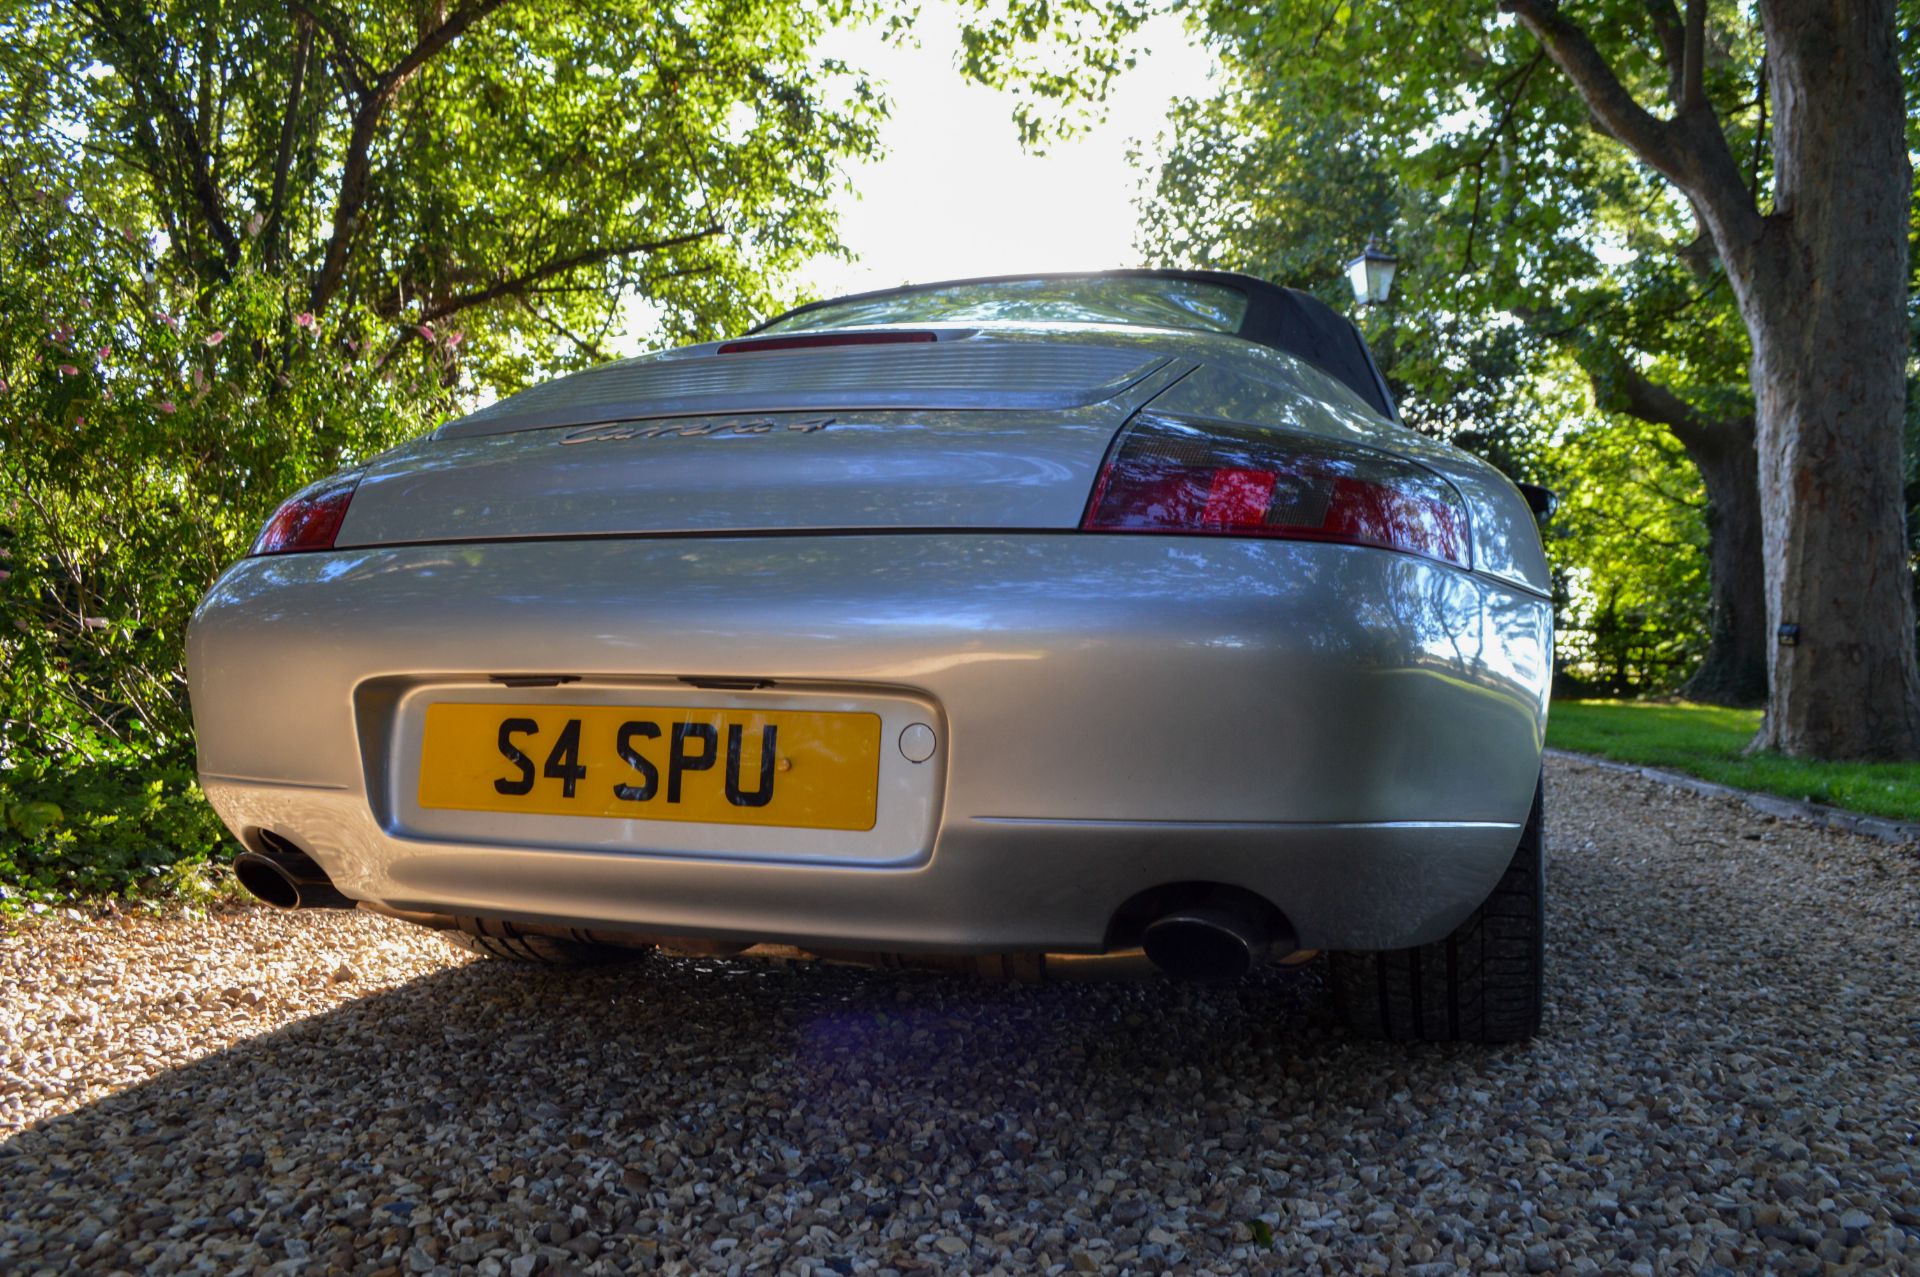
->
xmin=755 ymin=269 xmax=1398 ymax=421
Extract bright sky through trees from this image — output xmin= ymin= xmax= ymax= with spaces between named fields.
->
xmin=798 ymin=3 xmax=1217 ymax=300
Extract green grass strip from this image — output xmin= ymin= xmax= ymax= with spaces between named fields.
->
xmin=1547 ymin=699 xmax=1920 ymax=825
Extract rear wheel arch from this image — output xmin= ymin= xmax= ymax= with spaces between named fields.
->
xmin=1330 ymin=774 xmax=1545 ymax=1043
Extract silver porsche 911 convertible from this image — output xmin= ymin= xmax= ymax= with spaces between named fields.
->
xmin=189 ymin=270 xmax=1551 ymax=1042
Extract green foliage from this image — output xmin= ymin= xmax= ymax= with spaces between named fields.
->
xmin=956 ymin=0 xmax=1156 ymax=149
xmin=0 ymin=0 xmax=888 ymax=900
xmin=0 ymin=151 xmax=456 ymax=900
xmin=6 ymin=0 xmax=885 ymax=357
xmin=1139 ymin=4 xmax=1761 ymax=421
xmin=1537 ymin=393 xmax=1710 ymax=694
xmin=1549 ymin=700 xmax=1920 ymax=824
xmin=0 ymin=755 xmax=232 ymax=910
xmin=0 ymin=175 xmax=456 ymax=768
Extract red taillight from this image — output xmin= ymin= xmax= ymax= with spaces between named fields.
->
xmin=250 ymin=469 xmax=364 ymax=556
xmin=1082 ymin=416 xmax=1469 ymax=567
xmin=717 ymin=331 xmax=938 ymax=354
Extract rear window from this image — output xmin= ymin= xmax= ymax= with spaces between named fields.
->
xmin=760 ymin=276 xmax=1249 ymax=337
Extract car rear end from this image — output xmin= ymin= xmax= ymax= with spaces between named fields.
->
xmin=188 ymin=323 xmax=1551 ymax=967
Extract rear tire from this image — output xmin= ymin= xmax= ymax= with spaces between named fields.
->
xmin=1330 ymin=775 xmax=1545 ymax=1043
xmin=442 ymin=917 xmax=651 ymax=967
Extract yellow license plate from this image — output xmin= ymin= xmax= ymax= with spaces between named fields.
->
xmin=417 ymin=703 xmax=881 ymax=831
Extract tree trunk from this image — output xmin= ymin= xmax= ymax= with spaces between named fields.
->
xmin=1506 ymin=0 xmax=1920 ymax=759
xmin=1675 ymin=421 xmax=1768 ymax=706
xmin=1726 ymin=3 xmax=1920 ymax=757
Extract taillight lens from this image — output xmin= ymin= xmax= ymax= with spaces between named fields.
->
xmin=250 ymin=468 xmax=364 ymax=556
xmin=1082 ymin=416 xmax=1470 ymax=567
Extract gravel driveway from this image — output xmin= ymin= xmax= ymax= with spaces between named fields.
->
xmin=3 ymin=758 xmax=1917 ymax=1276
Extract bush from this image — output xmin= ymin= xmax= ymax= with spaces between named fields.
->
xmin=0 ymin=750 xmax=232 ymax=909
xmin=2 ymin=0 xmax=886 ymax=906
xmin=1 ymin=179 xmax=455 ymax=904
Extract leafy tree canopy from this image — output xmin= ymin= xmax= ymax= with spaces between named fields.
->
xmin=7 ymin=0 xmax=886 ymax=371
xmin=0 ymin=0 xmax=889 ymax=901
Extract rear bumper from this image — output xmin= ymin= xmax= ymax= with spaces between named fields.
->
xmin=188 ymin=533 xmax=1551 ymax=951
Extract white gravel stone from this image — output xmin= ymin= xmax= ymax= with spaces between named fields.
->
xmin=2 ymin=757 xmax=1917 ymax=1276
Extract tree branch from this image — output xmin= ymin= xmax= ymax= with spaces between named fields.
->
xmin=1625 ymin=469 xmax=1709 ymax=512
xmin=76 ymin=0 xmax=238 ymax=276
xmin=419 ymin=227 xmax=723 ymax=324
xmin=1510 ymin=300 xmax=1750 ymax=453
xmin=260 ymin=13 xmax=314 ymax=269
xmin=1593 ymin=357 xmax=1756 ymax=472
xmin=520 ymin=294 xmax=613 ymax=364
xmin=1605 ymin=515 xmax=1704 ymax=550
xmin=289 ymin=0 xmax=371 ymax=100
xmin=1680 ymin=0 xmax=1706 ymax=112
xmin=1501 ymin=0 xmax=1763 ymax=274
xmin=1606 ymin=360 xmax=1717 ymax=440
xmin=1500 ymin=0 xmax=1682 ymax=169
xmin=1644 ymin=0 xmax=1686 ymax=104
xmin=305 ymin=0 xmax=512 ymax=315
xmin=1460 ymin=49 xmax=1545 ymax=270
xmin=371 ymin=229 xmax=724 ymax=368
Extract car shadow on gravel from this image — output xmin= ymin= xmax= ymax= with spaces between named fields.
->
xmin=1 ymin=946 xmax=1515 ymax=1272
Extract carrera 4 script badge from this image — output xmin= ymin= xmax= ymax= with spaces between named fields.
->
xmin=558 ymin=416 xmax=834 ymax=445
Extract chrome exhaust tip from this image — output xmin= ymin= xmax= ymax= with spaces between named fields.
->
xmin=233 ymin=836 xmax=355 ymax=910
xmin=1141 ymin=906 xmax=1274 ymax=982
xmin=233 ymin=851 xmax=302 ymax=909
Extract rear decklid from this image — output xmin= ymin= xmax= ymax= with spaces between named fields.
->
xmin=436 ymin=331 xmax=1168 ymax=437
xmin=335 ymin=333 xmax=1182 ymax=545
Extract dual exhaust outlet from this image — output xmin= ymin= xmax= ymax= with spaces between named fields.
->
xmin=233 ymin=839 xmax=1290 ymax=982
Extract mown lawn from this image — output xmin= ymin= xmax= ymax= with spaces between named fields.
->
xmin=1547 ymin=699 xmax=1920 ymax=824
